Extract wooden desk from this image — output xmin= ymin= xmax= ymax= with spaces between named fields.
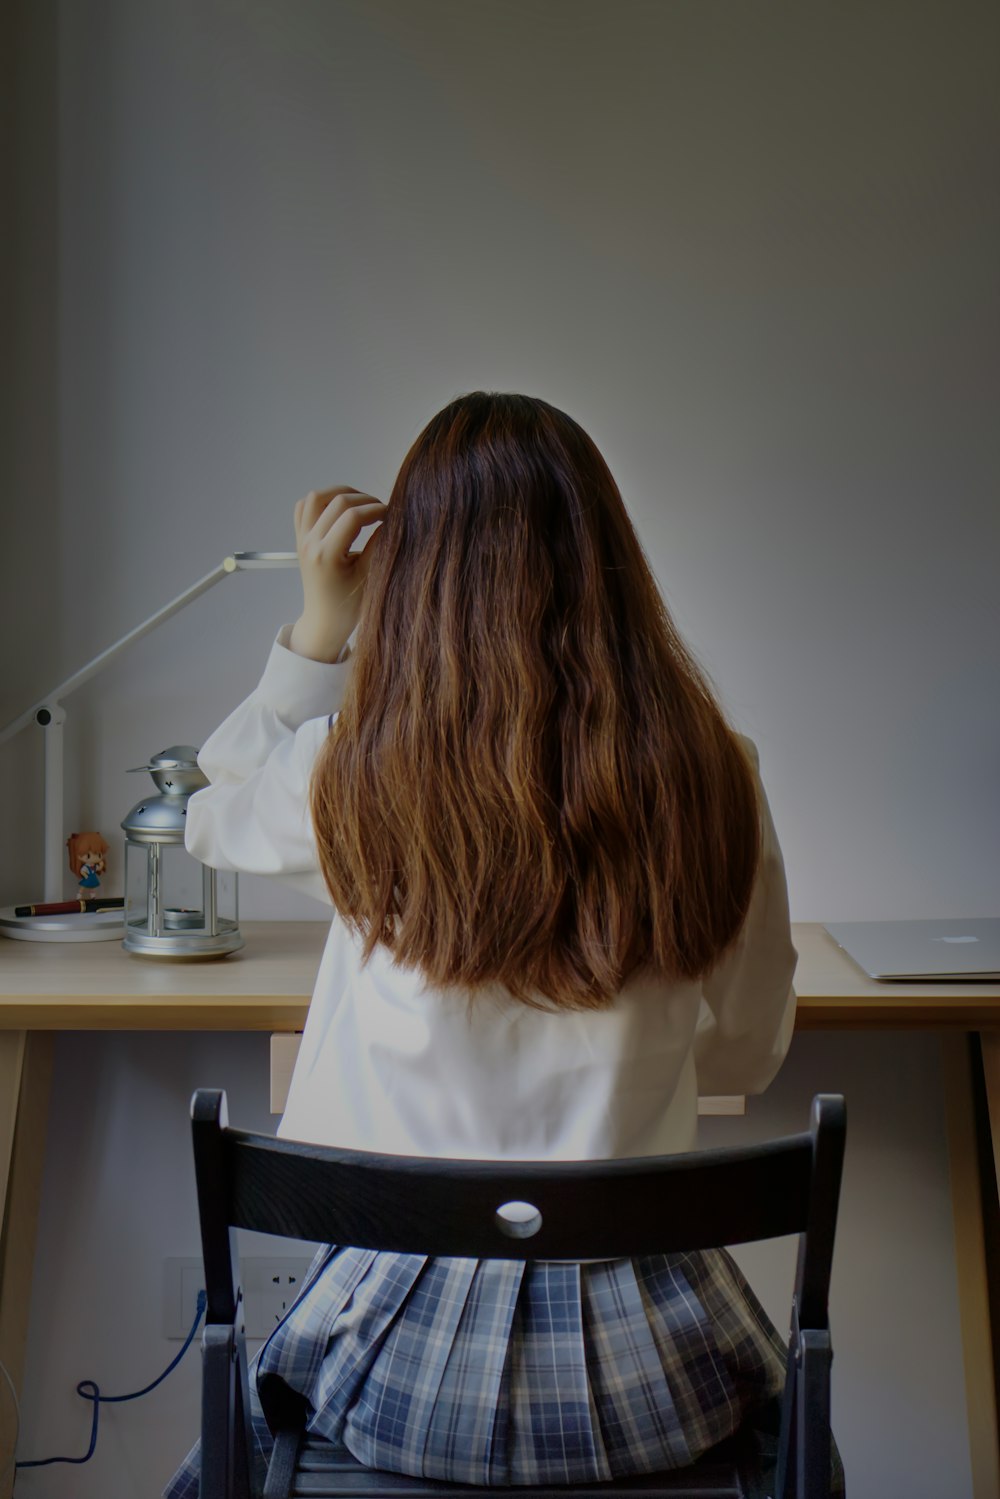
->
xmin=4 ymin=920 xmax=1000 ymax=1031
xmin=2 ymin=922 xmax=1000 ymax=1496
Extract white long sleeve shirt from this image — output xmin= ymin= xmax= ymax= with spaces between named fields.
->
xmin=185 ymin=624 xmax=797 ymax=1162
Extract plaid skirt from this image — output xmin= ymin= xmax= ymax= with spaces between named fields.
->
xmin=164 ymin=1244 xmax=843 ymax=1494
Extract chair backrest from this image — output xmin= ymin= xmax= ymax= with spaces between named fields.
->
xmin=191 ymin=1090 xmax=845 ymax=1337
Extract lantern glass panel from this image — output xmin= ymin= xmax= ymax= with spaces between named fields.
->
xmin=124 ymin=842 xmax=149 ymax=936
xmin=159 ymin=841 xmax=209 ymax=931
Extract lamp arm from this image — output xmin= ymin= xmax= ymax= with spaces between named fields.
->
xmin=1 ymin=550 xmax=297 ymax=903
xmin=0 ymin=560 xmax=239 ymax=744
xmin=0 ymin=553 xmax=298 ymax=743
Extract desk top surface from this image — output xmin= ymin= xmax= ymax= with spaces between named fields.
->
xmin=0 ymin=921 xmax=998 ymax=1031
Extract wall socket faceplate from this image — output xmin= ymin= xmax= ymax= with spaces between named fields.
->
xmin=163 ymin=1256 xmax=316 ymax=1340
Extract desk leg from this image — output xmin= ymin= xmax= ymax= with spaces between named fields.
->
xmin=943 ymin=1032 xmax=1000 ymax=1499
xmin=0 ymin=1031 xmax=53 ymax=1499
xmin=979 ymin=1032 xmax=1000 ymax=1201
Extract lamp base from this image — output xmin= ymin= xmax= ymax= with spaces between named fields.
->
xmin=0 ymin=906 xmax=125 ymax=942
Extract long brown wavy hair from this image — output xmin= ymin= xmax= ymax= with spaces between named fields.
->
xmin=309 ymin=392 xmax=761 ymax=1011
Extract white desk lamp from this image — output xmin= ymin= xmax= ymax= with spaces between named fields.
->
xmin=0 ymin=552 xmax=298 ymax=943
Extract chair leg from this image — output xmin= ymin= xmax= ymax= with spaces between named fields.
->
xmin=201 ymin=1323 xmax=255 ymax=1499
xmin=232 ymin=1325 xmax=257 ymax=1499
xmin=773 ymin=1338 xmax=798 ymax=1499
xmin=796 ymin=1330 xmax=832 ymax=1499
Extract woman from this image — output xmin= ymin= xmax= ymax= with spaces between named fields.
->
xmin=165 ymin=391 xmax=818 ymax=1495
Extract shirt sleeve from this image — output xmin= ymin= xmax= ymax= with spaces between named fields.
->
xmin=183 ymin=624 xmax=353 ymax=906
xmin=692 ymin=738 xmax=798 ymax=1096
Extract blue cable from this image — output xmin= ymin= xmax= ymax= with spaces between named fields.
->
xmin=16 ymin=1288 xmax=207 ymax=1470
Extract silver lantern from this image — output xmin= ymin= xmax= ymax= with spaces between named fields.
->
xmin=121 ymin=745 xmax=243 ymax=959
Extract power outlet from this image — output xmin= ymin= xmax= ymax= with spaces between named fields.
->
xmin=242 ymin=1255 xmax=316 ymax=1337
xmin=163 ymin=1255 xmax=316 ymax=1340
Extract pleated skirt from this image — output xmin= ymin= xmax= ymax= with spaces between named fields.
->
xmin=164 ymin=1243 xmax=834 ymax=1497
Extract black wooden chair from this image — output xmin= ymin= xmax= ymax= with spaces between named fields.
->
xmin=190 ymin=1090 xmax=845 ymax=1499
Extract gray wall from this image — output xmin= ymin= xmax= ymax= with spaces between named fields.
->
xmin=5 ymin=2 xmax=998 ymax=1495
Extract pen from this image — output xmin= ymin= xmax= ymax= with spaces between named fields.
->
xmin=14 ymin=897 xmax=126 ymax=917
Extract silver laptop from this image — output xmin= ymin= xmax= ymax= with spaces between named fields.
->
xmin=824 ymin=919 xmax=1000 ymax=981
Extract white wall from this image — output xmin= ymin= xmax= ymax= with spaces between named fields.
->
xmin=4 ymin=1 xmax=998 ymax=1496
xmin=6 ymin=0 xmax=999 ymax=924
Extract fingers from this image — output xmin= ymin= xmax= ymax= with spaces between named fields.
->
xmin=295 ymin=486 xmax=355 ymax=540
xmin=298 ymin=487 xmax=381 ymax=531
xmin=298 ymin=488 xmax=388 ymax=556
xmin=301 ymin=485 xmax=361 ymax=525
xmin=316 ymin=497 xmax=385 ymax=544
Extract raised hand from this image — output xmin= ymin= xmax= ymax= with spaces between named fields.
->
xmin=289 ymin=486 xmax=388 ymax=662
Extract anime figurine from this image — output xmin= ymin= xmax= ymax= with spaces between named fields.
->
xmin=66 ymin=831 xmax=110 ymax=892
